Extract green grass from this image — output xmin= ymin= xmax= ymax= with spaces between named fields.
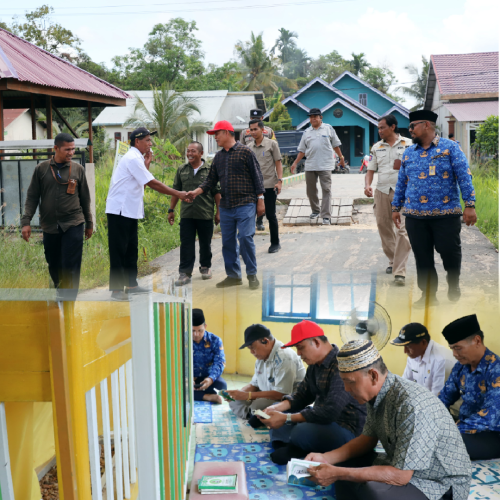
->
xmin=469 ymin=162 xmax=499 ymax=248
xmin=0 ymin=154 xmax=183 ymax=289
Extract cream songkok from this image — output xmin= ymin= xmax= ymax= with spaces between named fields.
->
xmin=337 ymin=340 xmax=381 ymax=373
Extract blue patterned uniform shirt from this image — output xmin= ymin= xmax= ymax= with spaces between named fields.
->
xmin=439 ymin=348 xmax=500 ymax=434
xmin=392 ymin=136 xmax=475 ymax=218
xmin=193 ymin=330 xmax=226 ymax=381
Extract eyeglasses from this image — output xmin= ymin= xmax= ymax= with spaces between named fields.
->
xmin=409 ymin=121 xmax=427 ymax=130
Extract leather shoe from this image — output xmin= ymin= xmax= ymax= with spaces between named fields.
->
xmin=216 ymin=277 xmax=243 ymax=288
xmin=268 ymin=244 xmax=281 ymax=253
xmin=448 ymin=285 xmax=461 ymax=302
xmin=256 ymin=223 xmax=265 ymax=231
xmin=248 ymin=275 xmax=260 ymax=290
xmin=386 ymin=266 xmax=393 ymax=274
xmin=125 ymin=286 xmax=151 ymax=294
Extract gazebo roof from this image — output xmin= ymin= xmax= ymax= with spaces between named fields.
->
xmin=0 ymin=28 xmax=130 ymax=108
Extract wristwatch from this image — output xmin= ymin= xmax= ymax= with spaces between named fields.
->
xmin=168 ymin=209 xmax=174 ymax=213
xmin=278 ymin=178 xmax=283 ymax=182
xmin=257 ymin=195 xmax=265 ymax=200
xmin=286 ymin=413 xmax=293 ymax=425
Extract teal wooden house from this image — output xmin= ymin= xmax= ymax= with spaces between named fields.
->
xmin=265 ymin=71 xmax=410 ymax=166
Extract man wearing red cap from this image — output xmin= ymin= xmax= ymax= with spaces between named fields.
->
xmin=258 ymin=320 xmax=366 ymax=465
xmin=187 ymin=120 xmax=265 ymax=289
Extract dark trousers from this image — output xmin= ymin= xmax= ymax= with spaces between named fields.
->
xmin=107 ymin=213 xmax=139 ymax=291
xmin=43 ymin=223 xmax=84 ymax=291
xmin=256 ymin=188 xmax=280 ymax=245
xmin=335 ymin=452 xmax=453 ymax=500
xmin=193 ymin=376 xmax=227 ymax=402
xmin=405 ymin=216 xmax=462 ymax=293
xmin=462 ymin=431 xmax=500 ymax=460
xmin=179 ymin=218 xmax=214 ymax=274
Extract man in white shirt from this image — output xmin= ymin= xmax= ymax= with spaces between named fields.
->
xmin=390 ymin=323 xmax=455 ymax=395
xmin=106 ymin=127 xmax=189 ymax=301
xmin=225 ymin=324 xmax=306 ymax=429
xmin=290 ymin=108 xmax=344 ymax=225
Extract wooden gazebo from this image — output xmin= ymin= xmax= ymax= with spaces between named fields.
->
xmin=0 ymin=27 xmax=130 ymax=162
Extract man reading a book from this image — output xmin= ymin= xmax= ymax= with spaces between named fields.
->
xmin=305 ymin=340 xmax=472 ymax=500
xmin=225 ymin=324 xmax=306 ymax=428
xmin=259 ymin=321 xmax=367 ymax=465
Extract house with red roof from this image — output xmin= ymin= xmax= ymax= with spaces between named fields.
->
xmin=3 ymin=108 xmax=45 ymax=141
xmin=424 ymin=52 xmax=499 ymax=160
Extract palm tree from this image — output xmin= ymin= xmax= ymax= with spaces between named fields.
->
xmin=235 ymin=32 xmax=297 ymax=95
xmin=284 ymin=48 xmax=311 ymax=79
xmin=350 ymin=52 xmax=370 ymax=76
xmin=398 ymin=56 xmax=430 ymax=111
xmin=271 ymin=28 xmax=298 ymax=65
xmin=124 ymin=83 xmax=211 ymax=152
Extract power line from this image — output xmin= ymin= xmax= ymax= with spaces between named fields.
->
xmin=2 ymin=0 xmax=356 ymax=16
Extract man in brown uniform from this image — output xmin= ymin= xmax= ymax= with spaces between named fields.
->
xmin=240 ymin=109 xmax=276 ymax=146
xmin=21 ymin=133 xmax=93 ymax=296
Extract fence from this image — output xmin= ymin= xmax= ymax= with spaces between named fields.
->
xmin=0 ymin=290 xmax=192 ymax=500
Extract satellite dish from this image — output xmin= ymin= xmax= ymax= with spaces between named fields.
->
xmin=236 ymin=116 xmax=246 ymax=123
xmin=339 ymin=301 xmax=392 ymax=351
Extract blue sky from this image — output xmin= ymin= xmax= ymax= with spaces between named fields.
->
xmin=1 ymin=0 xmax=498 ymax=107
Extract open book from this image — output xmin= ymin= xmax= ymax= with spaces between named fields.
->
xmin=287 ymin=458 xmax=323 ymax=487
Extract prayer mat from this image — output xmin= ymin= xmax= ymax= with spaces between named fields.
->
xmin=194 ymin=401 xmax=213 ymax=424
xmin=195 ymin=442 xmax=336 ymax=499
xmin=196 ymin=401 xmax=270 ymax=445
xmin=469 ymin=459 xmax=500 ymax=499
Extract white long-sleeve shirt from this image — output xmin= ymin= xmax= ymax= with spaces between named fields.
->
xmin=402 ymin=340 xmax=456 ymax=396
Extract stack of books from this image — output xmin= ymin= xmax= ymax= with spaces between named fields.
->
xmin=198 ymin=474 xmax=238 ymax=495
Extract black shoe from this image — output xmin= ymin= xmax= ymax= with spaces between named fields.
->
xmin=256 ymin=223 xmax=265 ymax=231
xmin=216 ymin=276 xmax=243 ymax=288
xmin=111 ymin=291 xmax=129 ymax=301
xmin=448 ymin=285 xmax=461 ymax=302
xmin=248 ymin=414 xmax=265 ymax=429
xmin=269 ymin=444 xmax=305 ymax=465
xmin=414 ymin=294 xmax=439 ymax=308
xmin=386 ymin=266 xmax=393 ymax=274
xmin=248 ymin=275 xmax=260 ymax=290
xmin=268 ymin=243 xmax=281 ymax=253
xmin=125 ymin=286 xmax=151 ymax=294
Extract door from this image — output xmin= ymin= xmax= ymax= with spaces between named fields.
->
xmin=334 ymin=126 xmax=351 ymax=166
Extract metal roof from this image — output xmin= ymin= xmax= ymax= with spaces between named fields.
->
xmin=431 ymin=52 xmax=499 ymax=96
xmin=0 ymin=138 xmax=90 ymax=149
xmin=93 ymin=90 xmax=228 ymax=127
xmin=3 ymin=108 xmax=27 ymax=127
xmin=445 ymin=101 xmax=499 ymax=122
xmin=0 ymin=28 xmax=130 ymax=100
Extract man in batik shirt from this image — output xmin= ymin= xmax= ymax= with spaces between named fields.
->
xmin=305 ymin=340 xmax=471 ymax=500
xmin=439 ymin=314 xmax=500 ymax=460
xmin=192 ymin=309 xmax=226 ymax=404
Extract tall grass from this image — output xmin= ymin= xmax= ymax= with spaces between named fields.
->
xmin=0 ymin=153 xmax=183 ymax=289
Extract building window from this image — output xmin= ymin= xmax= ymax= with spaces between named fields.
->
xmin=359 ymin=93 xmax=367 ymax=106
xmin=127 ymin=132 xmax=132 ymax=142
xmin=262 ymin=272 xmax=376 ymax=324
xmin=114 ymin=132 xmax=122 ymax=144
xmin=355 ymin=127 xmax=364 ymax=156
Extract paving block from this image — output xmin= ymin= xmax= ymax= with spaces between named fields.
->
xmin=331 ymin=206 xmax=340 ymax=217
xmin=340 ymin=197 xmax=353 ymax=206
xmin=337 ymin=217 xmax=352 ymax=226
xmin=339 ymin=206 xmax=353 ymax=217
xmin=298 ymin=206 xmax=311 ymax=217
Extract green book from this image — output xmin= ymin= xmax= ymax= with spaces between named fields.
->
xmin=198 ymin=474 xmax=238 ymax=492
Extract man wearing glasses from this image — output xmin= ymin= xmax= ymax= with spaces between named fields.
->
xmin=392 ymin=110 xmax=477 ymax=306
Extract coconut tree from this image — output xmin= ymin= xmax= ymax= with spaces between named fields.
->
xmin=271 ymin=28 xmax=298 ymax=65
xmin=398 ymin=56 xmax=430 ymax=111
xmin=124 ymin=83 xmax=211 ymax=151
xmin=235 ymin=32 xmax=297 ymax=95
xmin=350 ymin=52 xmax=370 ymax=76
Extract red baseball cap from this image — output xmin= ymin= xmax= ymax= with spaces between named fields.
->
xmin=207 ymin=120 xmax=234 ymax=135
xmin=282 ymin=320 xmax=325 ymax=348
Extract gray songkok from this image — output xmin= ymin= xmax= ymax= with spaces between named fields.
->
xmin=338 ymin=340 xmax=381 ymax=373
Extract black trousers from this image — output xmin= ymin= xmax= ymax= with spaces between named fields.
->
xmin=405 ymin=216 xmax=462 ymax=293
xmin=335 ymin=452 xmax=453 ymax=500
xmin=43 ymin=223 xmax=84 ymax=291
xmin=462 ymin=431 xmax=500 ymax=461
xmin=107 ymin=213 xmax=139 ymax=291
xmin=193 ymin=376 xmax=227 ymax=402
xmin=256 ymin=188 xmax=279 ymax=245
xmin=179 ymin=218 xmax=214 ymax=274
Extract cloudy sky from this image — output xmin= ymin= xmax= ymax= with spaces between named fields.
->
xmin=2 ymin=0 xmax=499 ymax=106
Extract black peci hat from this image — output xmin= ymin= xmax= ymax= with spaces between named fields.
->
xmin=308 ymin=108 xmax=322 ymax=116
xmin=239 ymin=324 xmax=272 ymax=349
xmin=192 ymin=309 xmax=205 ymax=327
xmin=391 ymin=323 xmax=429 ymax=346
xmin=130 ymin=127 xmax=157 ymax=144
xmin=409 ymin=110 xmax=438 ymax=123
xmin=442 ymin=315 xmax=482 ymax=345
xmin=250 ymin=109 xmax=264 ymax=118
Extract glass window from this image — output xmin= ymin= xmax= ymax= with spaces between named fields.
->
xmin=359 ymin=93 xmax=367 ymax=106
xmin=114 ymin=132 xmax=122 ymax=145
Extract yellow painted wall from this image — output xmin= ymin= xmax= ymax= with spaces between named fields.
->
xmin=193 ymin=274 xmax=500 ymax=377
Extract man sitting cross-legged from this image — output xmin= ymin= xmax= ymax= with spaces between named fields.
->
xmin=226 ymin=324 xmax=306 ymax=428
xmin=305 ymin=340 xmax=471 ymax=500
xmin=257 ymin=320 xmax=366 ymax=465
xmin=192 ymin=308 xmax=227 ymax=404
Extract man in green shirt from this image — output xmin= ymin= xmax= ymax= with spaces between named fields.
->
xmin=169 ymin=142 xmax=221 ymax=285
